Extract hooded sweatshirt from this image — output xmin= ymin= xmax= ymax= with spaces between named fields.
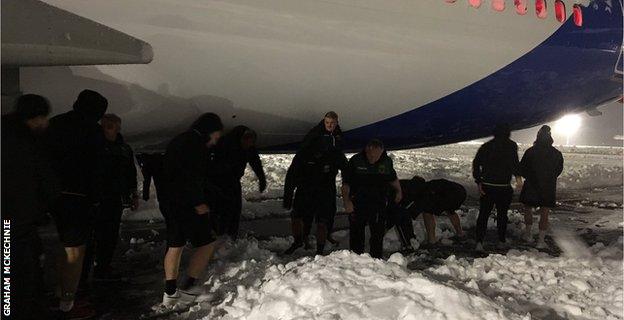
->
xmin=47 ymin=90 xmax=108 ymax=199
xmin=162 ymin=113 xmax=223 ymax=209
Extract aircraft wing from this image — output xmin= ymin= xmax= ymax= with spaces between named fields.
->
xmin=1 ymin=0 xmax=153 ymax=67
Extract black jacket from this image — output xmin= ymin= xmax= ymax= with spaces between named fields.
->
xmin=99 ymin=134 xmax=137 ymax=199
xmin=47 ymin=110 xmax=106 ymax=199
xmin=300 ymin=120 xmax=344 ymax=153
xmin=399 ymin=179 xmax=466 ymax=216
xmin=343 ymin=151 xmax=397 ymax=207
xmin=212 ymin=126 xmax=266 ymax=187
xmin=519 ymin=143 xmax=564 ymax=207
xmin=472 ymin=138 xmax=520 ymax=185
xmin=162 ymin=130 xmax=216 ymax=209
xmin=283 ymin=149 xmax=347 ymax=208
xmin=2 ymin=115 xmax=60 ymax=231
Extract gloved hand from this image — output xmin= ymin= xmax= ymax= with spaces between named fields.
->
xmin=259 ymin=176 xmax=267 ymax=193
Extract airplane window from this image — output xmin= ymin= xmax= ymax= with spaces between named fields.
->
xmin=555 ymin=0 xmax=566 ymax=22
xmin=573 ymin=4 xmax=583 ymax=26
xmin=514 ymin=0 xmax=528 ymax=15
xmin=492 ymin=0 xmax=505 ymax=11
xmin=468 ymin=0 xmax=482 ymax=8
xmin=535 ymin=0 xmax=547 ymax=19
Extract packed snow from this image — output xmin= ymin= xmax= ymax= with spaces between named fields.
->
xmin=119 ymin=143 xmax=622 ymax=320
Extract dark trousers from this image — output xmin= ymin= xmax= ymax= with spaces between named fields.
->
xmin=349 ymin=206 xmax=387 ymax=259
xmin=11 ymin=226 xmax=46 ymax=319
xmin=228 ymin=182 xmax=243 ymax=239
xmin=386 ymin=205 xmax=416 ymax=248
xmin=217 ymin=181 xmax=242 ymax=240
xmin=476 ymin=185 xmax=513 ymax=242
xmin=83 ymin=197 xmax=123 ymax=277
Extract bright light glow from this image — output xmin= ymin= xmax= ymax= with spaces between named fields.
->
xmin=554 ymin=114 xmax=582 ymax=145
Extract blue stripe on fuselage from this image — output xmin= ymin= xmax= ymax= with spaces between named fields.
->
xmin=266 ymin=0 xmax=623 ymax=152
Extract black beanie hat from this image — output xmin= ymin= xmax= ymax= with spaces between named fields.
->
xmin=73 ymin=89 xmax=108 ymax=122
xmin=15 ymin=94 xmax=50 ymax=120
xmin=191 ymin=113 xmax=223 ymax=138
xmin=535 ymin=125 xmax=554 ymax=146
xmin=493 ymin=124 xmax=511 ymax=140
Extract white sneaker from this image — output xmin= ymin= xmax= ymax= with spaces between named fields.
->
xmin=178 ymin=286 xmax=202 ymax=305
xmin=475 ymin=242 xmax=485 ymax=252
xmin=162 ymin=291 xmax=180 ymax=308
xmin=536 ymin=240 xmax=547 ymax=249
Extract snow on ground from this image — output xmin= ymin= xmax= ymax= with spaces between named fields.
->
xmin=427 ymin=238 xmax=623 ymax=319
xmin=125 ymin=143 xmax=623 ymax=221
xmin=155 ymin=233 xmax=622 ymax=320
xmin=211 ymin=250 xmax=526 ymax=320
xmin=118 ymin=143 xmax=622 ymax=320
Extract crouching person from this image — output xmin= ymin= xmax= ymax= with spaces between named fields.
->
xmin=160 ymin=113 xmax=223 ymax=307
xmin=403 ymin=177 xmax=466 ymax=245
xmin=342 ymin=139 xmax=401 ymax=259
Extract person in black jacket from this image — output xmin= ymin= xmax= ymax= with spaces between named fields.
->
xmin=282 ymin=147 xmax=347 ymax=255
xmin=391 ymin=177 xmax=466 ymax=247
xmin=136 ymin=152 xmax=166 ymax=202
xmin=519 ymin=125 xmax=564 ymax=248
xmin=472 ymin=124 xmax=523 ymax=251
xmin=342 ymin=139 xmax=402 ymax=259
xmin=210 ymin=126 xmax=266 ymax=240
xmin=2 ymin=94 xmax=60 ymax=319
xmin=82 ymin=114 xmax=138 ymax=282
xmin=299 ymin=111 xmax=345 ymax=247
xmin=300 ymin=111 xmax=343 ymax=153
xmin=46 ymin=89 xmax=107 ymax=317
xmin=160 ymin=113 xmax=223 ymax=307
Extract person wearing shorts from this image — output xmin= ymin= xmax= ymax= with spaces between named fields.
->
xmin=47 ymin=90 xmax=108 ymax=318
xmin=402 ymin=176 xmax=467 ymax=245
xmin=519 ymin=126 xmax=563 ymax=248
xmin=160 ymin=113 xmax=223 ymax=307
xmin=283 ymin=146 xmax=347 ymax=255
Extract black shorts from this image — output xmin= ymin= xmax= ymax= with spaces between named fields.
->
xmin=422 ymin=187 xmax=467 ymax=216
xmin=51 ymin=194 xmax=94 ymax=247
xmin=292 ymin=191 xmax=336 ymax=226
xmin=162 ymin=203 xmax=216 ymax=248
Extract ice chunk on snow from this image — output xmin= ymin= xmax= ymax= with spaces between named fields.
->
xmin=387 ymin=252 xmax=407 ymax=267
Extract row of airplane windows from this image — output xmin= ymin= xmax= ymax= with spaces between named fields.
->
xmin=445 ymin=0 xmax=584 ymax=26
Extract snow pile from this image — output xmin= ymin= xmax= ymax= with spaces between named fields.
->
xmin=206 ymin=247 xmax=527 ymax=320
xmin=428 ymin=238 xmax=624 ymax=320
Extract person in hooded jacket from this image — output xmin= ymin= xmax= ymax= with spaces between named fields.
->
xmin=209 ymin=126 xmax=266 ymax=240
xmin=299 ymin=111 xmax=345 ymax=248
xmin=472 ymin=124 xmax=523 ymax=251
xmin=46 ymin=89 xmax=107 ymax=317
xmin=81 ymin=114 xmax=138 ymax=282
xmin=282 ymin=146 xmax=347 ymax=255
xmin=342 ymin=139 xmax=402 ymax=259
xmin=2 ymin=94 xmax=60 ymax=319
xmin=160 ymin=113 xmax=223 ymax=307
xmin=300 ymin=111 xmax=343 ymax=153
xmin=519 ymin=125 xmax=563 ymax=248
